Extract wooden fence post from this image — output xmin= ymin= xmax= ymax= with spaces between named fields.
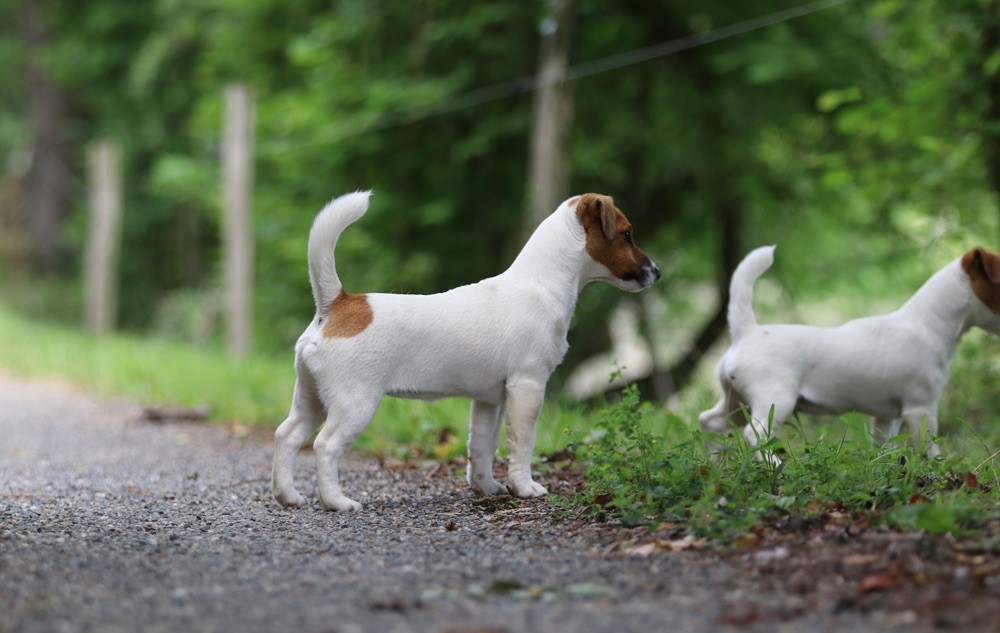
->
xmin=222 ymin=83 xmax=256 ymax=358
xmin=83 ymin=139 xmax=122 ymax=333
xmin=525 ymin=0 xmax=575 ymax=238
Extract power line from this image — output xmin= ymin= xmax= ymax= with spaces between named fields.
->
xmin=258 ymin=0 xmax=856 ymax=157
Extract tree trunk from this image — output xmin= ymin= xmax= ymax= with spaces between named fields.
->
xmin=595 ymin=39 xmax=746 ymax=403
xmin=83 ymin=140 xmax=123 ymax=333
xmin=980 ymin=0 xmax=1000 ymax=247
xmin=19 ymin=0 xmax=72 ymax=273
xmin=524 ymin=0 xmax=575 ymax=238
xmin=633 ymin=195 xmax=743 ymax=400
xmin=222 ymin=83 xmax=256 ymax=359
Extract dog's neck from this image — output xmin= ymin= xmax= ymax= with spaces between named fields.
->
xmin=502 ymin=206 xmax=591 ymax=323
xmin=896 ymin=258 xmax=972 ymax=358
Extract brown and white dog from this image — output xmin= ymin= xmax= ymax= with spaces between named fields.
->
xmin=272 ymin=191 xmax=660 ymax=511
xmin=699 ymin=245 xmax=1000 ymax=461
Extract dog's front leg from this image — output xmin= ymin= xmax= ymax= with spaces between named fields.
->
xmin=872 ymin=417 xmax=903 ymax=445
xmin=902 ymin=407 xmax=942 ymax=458
xmin=504 ymin=379 xmax=548 ymax=498
xmin=466 ymin=400 xmax=508 ymax=495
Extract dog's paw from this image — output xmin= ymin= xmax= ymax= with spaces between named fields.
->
xmin=274 ymin=489 xmax=308 ymax=508
xmin=470 ymin=478 xmax=509 ymax=496
xmin=508 ymin=479 xmax=548 ymax=499
xmin=756 ymin=450 xmax=783 ymax=467
xmin=321 ymin=494 xmax=363 ymax=512
xmin=698 ymin=414 xmax=728 ymax=434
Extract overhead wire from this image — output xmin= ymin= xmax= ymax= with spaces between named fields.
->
xmin=257 ymin=0 xmax=856 ymax=157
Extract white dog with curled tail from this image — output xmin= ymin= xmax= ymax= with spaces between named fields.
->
xmin=272 ymin=191 xmax=660 ymax=511
xmin=699 ymin=244 xmax=1000 ymax=462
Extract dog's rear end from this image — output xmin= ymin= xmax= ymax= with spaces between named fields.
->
xmin=700 ymin=245 xmax=1000 ymax=462
xmin=698 ymin=245 xmax=775 ymax=434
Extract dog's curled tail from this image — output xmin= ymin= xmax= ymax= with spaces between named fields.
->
xmin=728 ymin=245 xmax=776 ymax=340
xmin=308 ymin=190 xmax=372 ymax=314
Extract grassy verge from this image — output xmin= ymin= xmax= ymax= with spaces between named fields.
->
xmin=0 ymin=304 xmax=295 ymax=422
xmin=0 ymin=305 xmax=474 ymax=454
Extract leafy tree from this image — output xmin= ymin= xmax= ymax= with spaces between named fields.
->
xmin=0 ymin=0 xmax=996 ymax=428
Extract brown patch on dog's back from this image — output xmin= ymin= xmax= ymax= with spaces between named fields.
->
xmin=575 ymin=193 xmax=651 ymax=282
xmin=322 ymin=289 xmax=373 ymax=338
xmin=962 ymin=247 xmax=1000 ymax=312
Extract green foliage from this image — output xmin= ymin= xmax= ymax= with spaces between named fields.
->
xmin=889 ymin=493 xmax=983 ymax=534
xmin=4 ymin=0 xmax=998 ymax=366
xmin=567 ymin=383 xmax=999 ymax=541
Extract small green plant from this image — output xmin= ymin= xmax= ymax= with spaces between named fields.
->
xmin=565 ymin=379 xmax=998 ymax=541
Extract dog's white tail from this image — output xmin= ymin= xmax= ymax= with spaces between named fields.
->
xmin=307 ymin=190 xmax=372 ymax=313
xmin=727 ymin=245 xmax=776 ymax=340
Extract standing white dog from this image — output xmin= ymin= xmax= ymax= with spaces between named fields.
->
xmin=699 ymin=245 xmax=1000 ymax=460
xmin=273 ymin=191 xmax=660 ymax=511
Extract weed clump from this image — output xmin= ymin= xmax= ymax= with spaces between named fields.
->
xmin=563 ymin=383 xmax=998 ymax=542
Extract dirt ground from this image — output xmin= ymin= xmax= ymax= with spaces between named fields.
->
xmin=1 ymin=376 xmax=998 ymax=633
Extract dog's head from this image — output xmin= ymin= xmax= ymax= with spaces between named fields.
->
xmin=962 ymin=246 xmax=1000 ymax=335
xmin=573 ymin=193 xmax=660 ymax=292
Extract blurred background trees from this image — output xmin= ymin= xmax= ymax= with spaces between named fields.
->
xmin=0 ymin=0 xmax=997 ymax=402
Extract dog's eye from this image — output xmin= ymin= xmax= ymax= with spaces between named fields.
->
xmin=623 ymin=229 xmax=633 ymax=244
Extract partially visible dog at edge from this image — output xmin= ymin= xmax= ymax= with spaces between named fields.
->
xmin=699 ymin=245 xmax=1000 ymax=462
xmin=272 ymin=191 xmax=660 ymax=511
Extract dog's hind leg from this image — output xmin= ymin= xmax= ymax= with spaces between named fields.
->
xmin=272 ymin=368 xmax=326 ymax=508
xmin=466 ymin=400 xmax=508 ymax=495
xmin=313 ymin=394 xmax=381 ymax=511
xmin=698 ymin=396 xmax=731 ymax=433
xmin=699 ymin=360 xmax=740 ymax=433
xmin=504 ymin=379 xmax=548 ymax=498
xmin=745 ymin=396 xmax=795 ymax=465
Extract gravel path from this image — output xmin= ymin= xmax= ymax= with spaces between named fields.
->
xmin=1 ymin=377 xmax=996 ymax=633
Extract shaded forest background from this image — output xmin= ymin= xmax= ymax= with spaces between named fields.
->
xmin=0 ymin=0 xmax=998 ymax=404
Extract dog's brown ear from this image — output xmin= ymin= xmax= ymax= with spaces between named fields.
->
xmin=963 ymin=247 xmax=1000 ymax=284
xmin=577 ymin=193 xmax=618 ymax=241
xmin=596 ymin=196 xmax=617 ymax=241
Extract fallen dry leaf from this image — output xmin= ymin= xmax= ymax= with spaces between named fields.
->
xmin=625 ymin=542 xmax=658 ymax=557
xmin=542 ymin=447 xmax=575 ymax=463
xmin=623 ymin=535 xmax=708 ymax=557
xmin=961 ymin=471 xmax=981 ymax=490
xmin=732 ymin=533 xmax=761 ymax=548
xmin=594 ymin=492 xmax=613 ymax=507
xmin=666 ymin=535 xmax=708 ymax=552
xmin=858 ymin=565 xmax=903 ymax=594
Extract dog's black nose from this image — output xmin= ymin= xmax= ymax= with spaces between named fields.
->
xmin=651 ymin=264 xmax=661 ymax=282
